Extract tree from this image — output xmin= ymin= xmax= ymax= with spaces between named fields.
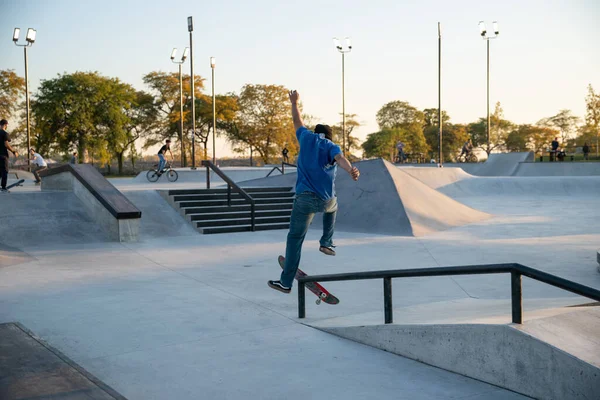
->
xmin=467 ymin=102 xmax=513 ymax=155
xmin=332 ymin=113 xmax=361 ymax=156
xmin=422 ymin=108 xmax=450 ymax=129
xmin=222 ymin=84 xmax=296 ymax=164
xmin=0 ymin=69 xmax=25 ymax=121
xmin=584 ymin=84 xmax=600 ymax=155
xmin=424 ymin=123 xmax=469 ymax=162
xmin=505 ymin=125 xmax=558 ymax=155
xmin=538 ymin=109 xmax=581 ymax=145
xmin=195 ymin=93 xmax=238 ymax=160
xmin=142 ymin=71 xmax=204 ymax=166
xmin=32 ymin=71 xmax=136 ymax=164
xmin=376 ymin=100 xmax=424 ymax=129
xmin=362 ymin=125 xmax=428 ymax=162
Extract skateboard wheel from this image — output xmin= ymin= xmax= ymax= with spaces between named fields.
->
xmin=316 ymin=299 xmax=321 ymax=305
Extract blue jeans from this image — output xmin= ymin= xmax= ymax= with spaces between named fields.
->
xmin=158 ymin=154 xmax=166 ymax=172
xmin=280 ymin=192 xmax=338 ymax=288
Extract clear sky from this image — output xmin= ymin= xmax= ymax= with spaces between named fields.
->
xmin=1 ymin=0 xmax=599 ymax=157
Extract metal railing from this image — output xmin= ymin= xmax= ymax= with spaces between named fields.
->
xmin=201 ymin=160 xmax=256 ymax=231
xmin=266 ymin=162 xmax=297 ymax=178
xmin=297 ymin=263 xmax=600 ymax=324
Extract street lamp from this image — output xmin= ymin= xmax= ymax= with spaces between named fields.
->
xmin=333 ymin=37 xmax=352 ymax=156
xmin=188 ymin=16 xmax=197 ymax=169
xmin=210 ymin=56 xmax=216 ymax=164
xmin=479 ymin=21 xmax=499 ymax=155
xmin=171 ymin=47 xmax=188 ymax=167
xmin=13 ymin=27 xmax=37 ymax=168
xmin=438 ymin=22 xmax=443 ymax=167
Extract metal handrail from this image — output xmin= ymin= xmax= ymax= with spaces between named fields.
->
xmin=266 ymin=166 xmax=283 ymax=177
xmin=296 ymin=263 xmax=600 ymax=324
xmin=266 ymin=162 xmax=298 ymax=177
xmin=201 ymin=160 xmax=256 ymax=231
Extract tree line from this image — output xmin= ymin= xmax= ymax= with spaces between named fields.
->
xmin=2 ymin=68 xmax=599 ymax=173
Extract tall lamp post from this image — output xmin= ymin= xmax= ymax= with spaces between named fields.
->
xmin=188 ymin=16 xmax=197 ymax=169
xmin=12 ymin=27 xmax=37 ymax=168
xmin=210 ymin=57 xmax=216 ymax=164
xmin=170 ymin=47 xmax=189 ymax=167
xmin=438 ymin=22 xmax=443 ymax=167
xmin=479 ymin=21 xmax=499 ymax=155
xmin=333 ymin=37 xmax=352 ymax=156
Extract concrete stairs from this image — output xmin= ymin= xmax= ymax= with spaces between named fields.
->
xmin=165 ymin=187 xmax=294 ymax=234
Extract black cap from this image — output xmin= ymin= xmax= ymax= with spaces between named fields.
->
xmin=315 ymin=124 xmax=333 ymax=141
xmin=0 ymin=119 xmax=7 ymax=126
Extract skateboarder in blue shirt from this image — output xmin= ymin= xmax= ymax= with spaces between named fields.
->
xmin=268 ymin=90 xmax=360 ymax=294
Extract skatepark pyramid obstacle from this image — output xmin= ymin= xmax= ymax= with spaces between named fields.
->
xmin=326 ymin=158 xmax=491 ymax=236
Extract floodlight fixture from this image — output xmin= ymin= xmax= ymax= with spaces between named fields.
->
xmin=26 ymin=28 xmax=36 ymax=43
xmin=182 ymin=47 xmax=189 ymax=61
xmin=170 ymin=48 xmax=177 ymax=60
xmin=479 ymin=21 xmax=486 ymax=37
xmin=13 ymin=28 xmax=20 ymax=42
xmin=493 ymin=21 xmax=499 ymax=35
xmin=188 ymin=16 xmax=193 ymax=32
xmin=210 ymin=56 xmax=216 ymax=68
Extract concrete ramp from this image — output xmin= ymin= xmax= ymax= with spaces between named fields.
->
xmin=475 ymin=152 xmax=534 ymax=176
xmin=514 ymin=162 xmax=600 ymax=176
xmin=316 ymin=306 xmax=600 ymax=400
xmin=400 ymin=167 xmax=474 ymax=189
xmin=0 ymin=192 xmax=111 ymax=249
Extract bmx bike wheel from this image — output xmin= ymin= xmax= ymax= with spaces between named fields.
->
xmin=167 ymin=169 xmax=179 ymax=182
xmin=146 ymin=170 xmax=160 ymax=182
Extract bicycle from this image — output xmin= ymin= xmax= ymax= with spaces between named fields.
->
xmin=457 ymin=152 xmax=478 ymax=163
xmin=146 ymin=160 xmax=179 ymax=182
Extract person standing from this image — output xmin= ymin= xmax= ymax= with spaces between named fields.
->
xmin=551 ymin=137 xmax=560 ymax=161
xmin=70 ymin=152 xmax=78 ymax=164
xmin=0 ymin=119 xmax=19 ymax=192
xmin=268 ymin=90 xmax=360 ymax=294
xmin=30 ymin=148 xmax=48 ymax=184
xmin=583 ymin=142 xmax=590 ymax=160
xmin=396 ymin=140 xmax=405 ymax=163
xmin=157 ymin=139 xmax=173 ymax=175
xmin=282 ymin=146 xmax=289 ymax=164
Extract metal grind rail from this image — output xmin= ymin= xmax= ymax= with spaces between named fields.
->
xmin=297 ymin=263 xmax=600 ymax=324
xmin=201 ymin=160 xmax=256 ymax=231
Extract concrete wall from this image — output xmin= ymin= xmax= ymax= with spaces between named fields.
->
xmin=320 ymin=323 xmax=600 ymax=400
xmin=42 ymin=172 xmax=139 ymax=242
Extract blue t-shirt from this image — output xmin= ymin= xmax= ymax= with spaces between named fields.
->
xmin=295 ymin=126 xmax=342 ymax=200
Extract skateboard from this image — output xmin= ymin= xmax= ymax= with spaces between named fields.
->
xmin=4 ymin=179 xmax=24 ymax=191
xmin=278 ymin=255 xmax=339 ymax=305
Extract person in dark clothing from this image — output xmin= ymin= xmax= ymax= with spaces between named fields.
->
xmin=0 ymin=119 xmax=19 ymax=192
xmin=282 ymin=146 xmax=289 ymax=163
xmin=157 ymin=139 xmax=173 ymax=175
xmin=550 ymin=137 xmax=559 ymax=161
xmin=70 ymin=152 xmax=78 ymax=164
xmin=583 ymin=143 xmax=590 ymax=160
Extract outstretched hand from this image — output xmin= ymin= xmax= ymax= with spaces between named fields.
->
xmin=289 ymin=90 xmax=300 ymax=104
xmin=349 ymin=166 xmax=360 ymax=181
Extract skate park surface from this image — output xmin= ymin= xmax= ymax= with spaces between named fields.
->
xmin=1 ymin=154 xmax=599 ymax=399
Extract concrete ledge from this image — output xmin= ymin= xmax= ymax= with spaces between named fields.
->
xmin=320 ymin=323 xmax=600 ymax=400
xmin=40 ymin=164 xmax=140 ymax=242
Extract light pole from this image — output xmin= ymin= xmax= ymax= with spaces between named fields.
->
xmin=12 ymin=27 xmax=37 ymax=168
xmin=170 ymin=47 xmax=189 ymax=167
xmin=188 ymin=16 xmax=197 ymax=169
xmin=438 ymin=22 xmax=443 ymax=167
xmin=479 ymin=21 xmax=499 ymax=155
xmin=210 ymin=57 xmax=216 ymax=164
xmin=333 ymin=37 xmax=352 ymax=156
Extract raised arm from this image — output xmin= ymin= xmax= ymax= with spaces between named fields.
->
xmin=288 ymin=90 xmax=304 ymax=131
xmin=334 ymin=153 xmax=360 ymax=181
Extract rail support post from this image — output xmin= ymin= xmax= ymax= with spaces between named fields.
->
xmin=511 ymin=271 xmax=523 ymax=324
xmin=227 ymin=185 xmax=231 ymax=206
xmin=206 ymin=165 xmax=210 ymax=189
xmin=298 ymin=282 xmax=306 ymax=319
xmin=384 ymin=277 xmax=393 ymax=324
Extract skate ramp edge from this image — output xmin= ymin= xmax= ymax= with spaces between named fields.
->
xmin=317 ymin=308 xmax=600 ymax=400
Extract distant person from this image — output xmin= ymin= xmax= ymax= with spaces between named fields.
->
xmin=583 ymin=142 xmax=590 ymax=160
xmin=551 ymin=137 xmax=559 ymax=161
xmin=267 ymin=90 xmax=360 ymax=294
xmin=30 ymin=148 xmax=48 ymax=184
xmin=0 ymin=119 xmax=19 ymax=192
xmin=157 ymin=139 xmax=173 ymax=175
xmin=460 ymin=139 xmax=473 ymax=160
xmin=396 ymin=140 xmax=405 ymax=163
xmin=70 ymin=152 xmax=78 ymax=164
xmin=282 ymin=146 xmax=289 ymax=163
xmin=557 ymin=148 xmax=566 ymax=162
